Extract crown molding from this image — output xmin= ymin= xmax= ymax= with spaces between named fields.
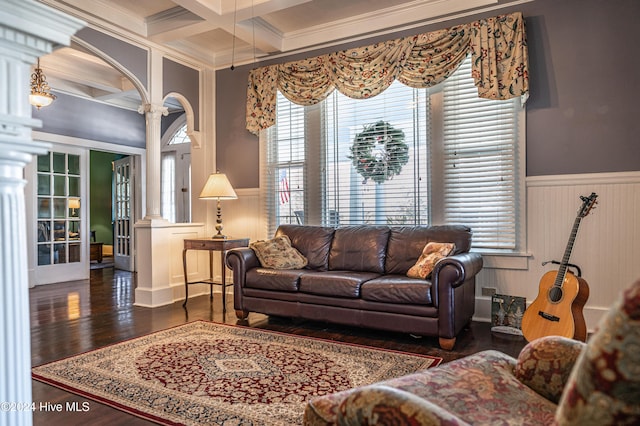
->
xmin=281 ymin=0 xmax=496 ymax=52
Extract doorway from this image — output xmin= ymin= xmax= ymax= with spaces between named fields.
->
xmin=89 ymin=150 xmax=138 ymax=272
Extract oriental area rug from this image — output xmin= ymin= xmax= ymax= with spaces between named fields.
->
xmin=32 ymin=321 xmax=442 ymax=425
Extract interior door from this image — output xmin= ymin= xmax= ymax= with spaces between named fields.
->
xmin=31 ymin=146 xmax=88 ymax=285
xmin=113 ymin=156 xmax=135 ymax=271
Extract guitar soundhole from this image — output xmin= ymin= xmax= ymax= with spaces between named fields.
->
xmin=548 ymin=287 xmax=563 ymax=303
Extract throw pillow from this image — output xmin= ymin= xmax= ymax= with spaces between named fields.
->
xmin=406 ymin=242 xmax=455 ymax=279
xmin=555 ymin=278 xmax=640 ymax=425
xmin=249 ymin=235 xmax=308 ymax=269
xmin=514 ymin=335 xmax=586 ymax=403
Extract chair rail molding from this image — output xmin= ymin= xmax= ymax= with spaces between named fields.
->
xmin=0 ymin=1 xmax=84 ymax=425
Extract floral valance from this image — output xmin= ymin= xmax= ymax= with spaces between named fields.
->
xmin=246 ymin=11 xmax=528 ymax=134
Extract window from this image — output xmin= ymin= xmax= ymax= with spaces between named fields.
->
xmin=263 ymin=56 xmax=524 ymax=252
xmin=161 ymin=122 xmax=191 ymax=223
xmin=161 ymin=152 xmax=176 ymax=222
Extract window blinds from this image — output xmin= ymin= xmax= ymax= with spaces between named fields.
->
xmin=265 ymin=95 xmax=307 ymax=235
xmin=323 ymin=82 xmax=429 ymax=227
xmin=442 ymin=58 xmax=519 ymax=249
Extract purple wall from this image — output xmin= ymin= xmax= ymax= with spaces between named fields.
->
xmin=37 ymin=32 xmax=202 ymax=147
xmin=77 ymin=27 xmax=147 ymax=88
xmin=523 ymin=0 xmax=640 ymax=175
xmin=163 ymin=58 xmax=200 ymax=131
xmin=216 ymin=0 xmax=640 ymax=188
xmin=33 ymin=93 xmax=146 ymax=148
xmin=215 ymin=67 xmax=257 ymax=188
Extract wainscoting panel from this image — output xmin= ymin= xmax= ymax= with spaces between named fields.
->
xmin=160 ymin=224 xmax=207 ymax=302
xmin=223 ymin=188 xmax=266 ymax=244
xmin=475 ymin=172 xmax=640 ymax=332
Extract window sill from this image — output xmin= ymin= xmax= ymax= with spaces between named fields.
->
xmin=471 ymin=250 xmax=531 ymax=270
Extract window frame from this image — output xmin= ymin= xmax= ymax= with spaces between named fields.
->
xmin=260 ymin=60 xmax=527 ymax=256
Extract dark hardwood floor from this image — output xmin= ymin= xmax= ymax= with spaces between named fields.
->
xmin=29 ymin=262 xmax=526 ymax=425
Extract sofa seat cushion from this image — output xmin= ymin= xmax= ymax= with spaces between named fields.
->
xmin=336 ymin=385 xmax=467 ymax=425
xmin=361 ymin=275 xmax=433 ymax=305
xmin=299 ymin=271 xmax=380 ymax=298
xmin=305 ymin=350 xmax=557 ymax=425
xmin=245 ymin=268 xmax=307 ymax=292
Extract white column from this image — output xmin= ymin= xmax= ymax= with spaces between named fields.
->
xmin=0 ymin=1 xmax=84 ymax=425
xmin=134 ymin=103 xmax=175 ymax=307
xmin=138 ymin=103 xmax=168 ymax=220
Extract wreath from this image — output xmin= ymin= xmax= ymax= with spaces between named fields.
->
xmin=348 ymin=121 xmax=409 ymax=184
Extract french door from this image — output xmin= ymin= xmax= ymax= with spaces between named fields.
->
xmin=31 ymin=146 xmax=88 ymax=284
xmin=113 ymin=156 xmax=135 ymax=271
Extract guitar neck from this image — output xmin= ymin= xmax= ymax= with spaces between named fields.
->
xmin=554 ymin=216 xmax=582 ymax=287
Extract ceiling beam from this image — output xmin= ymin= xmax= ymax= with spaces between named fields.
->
xmin=160 ymin=0 xmax=312 ymax=53
xmin=43 ymin=0 xmax=147 ymax=36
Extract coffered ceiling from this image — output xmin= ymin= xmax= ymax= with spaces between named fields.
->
xmin=35 ymin=0 xmax=500 ymax=111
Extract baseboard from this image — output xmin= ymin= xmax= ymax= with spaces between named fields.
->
xmin=133 ymin=286 xmax=174 ymax=308
xmin=474 ymin=296 xmax=610 ymax=334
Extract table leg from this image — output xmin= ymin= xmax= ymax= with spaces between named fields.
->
xmin=182 ymin=248 xmax=189 ymax=307
xmin=209 ymin=250 xmax=214 ymax=301
xmin=221 ymin=250 xmax=227 ymax=312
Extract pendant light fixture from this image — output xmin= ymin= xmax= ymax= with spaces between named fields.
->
xmin=30 ymin=58 xmax=56 ymax=109
xmin=229 ymin=0 xmax=256 ymax=70
xmin=230 ymin=0 xmax=238 ymax=70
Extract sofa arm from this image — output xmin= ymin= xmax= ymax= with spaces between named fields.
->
xmin=431 ymin=252 xmax=483 ymax=306
xmin=334 ymin=385 xmax=468 ymax=426
xmin=436 ymin=252 xmax=483 ymax=286
xmin=431 ymin=252 xmax=482 ymax=348
xmin=226 ymin=247 xmax=260 ymax=318
xmin=225 ymin=247 xmax=260 ymax=289
xmin=515 ymin=336 xmax=586 ymax=404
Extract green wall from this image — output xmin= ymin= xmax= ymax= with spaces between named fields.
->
xmin=90 ymin=151 xmax=118 ymax=245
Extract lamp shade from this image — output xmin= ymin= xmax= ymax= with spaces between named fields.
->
xmin=29 ymin=92 xmax=55 ymax=109
xmin=68 ymin=198 xmax=81 ymax=209
xmin=199 ymin=173 xmax=237 ymax=200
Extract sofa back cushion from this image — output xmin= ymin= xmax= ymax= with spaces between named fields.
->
xmin=275 ymin=225 xmax=335 ymax=271
xmin=329 ymin=226 xmax=390 ymax=273
xmin=385 ymin=226 xmax=472 ymax=275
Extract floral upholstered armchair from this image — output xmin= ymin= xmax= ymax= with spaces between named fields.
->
xmin=304 ymin=278 xmax=640 ymax=425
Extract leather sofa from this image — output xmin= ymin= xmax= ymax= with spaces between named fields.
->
xmin=226 ymin=224 xmax=483 ymax=349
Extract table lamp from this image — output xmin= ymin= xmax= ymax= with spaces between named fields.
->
xmin=199 ymin=172 xmax=237 ymax=239
xmin=68 ymin=198 xmax=80 ymax=216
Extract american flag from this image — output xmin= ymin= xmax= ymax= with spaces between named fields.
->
xmin=279 ymin=169 xmax=290 ymax=204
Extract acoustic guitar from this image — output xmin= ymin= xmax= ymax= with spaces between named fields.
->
xmin=521 ymin=192 xmax=597 ymax=342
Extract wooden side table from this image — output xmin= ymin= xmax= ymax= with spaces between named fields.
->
xmin=182 ymin=237 xmax=249 ymax=309
xmin=90 ymin=242 xmax=104 ymax=263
